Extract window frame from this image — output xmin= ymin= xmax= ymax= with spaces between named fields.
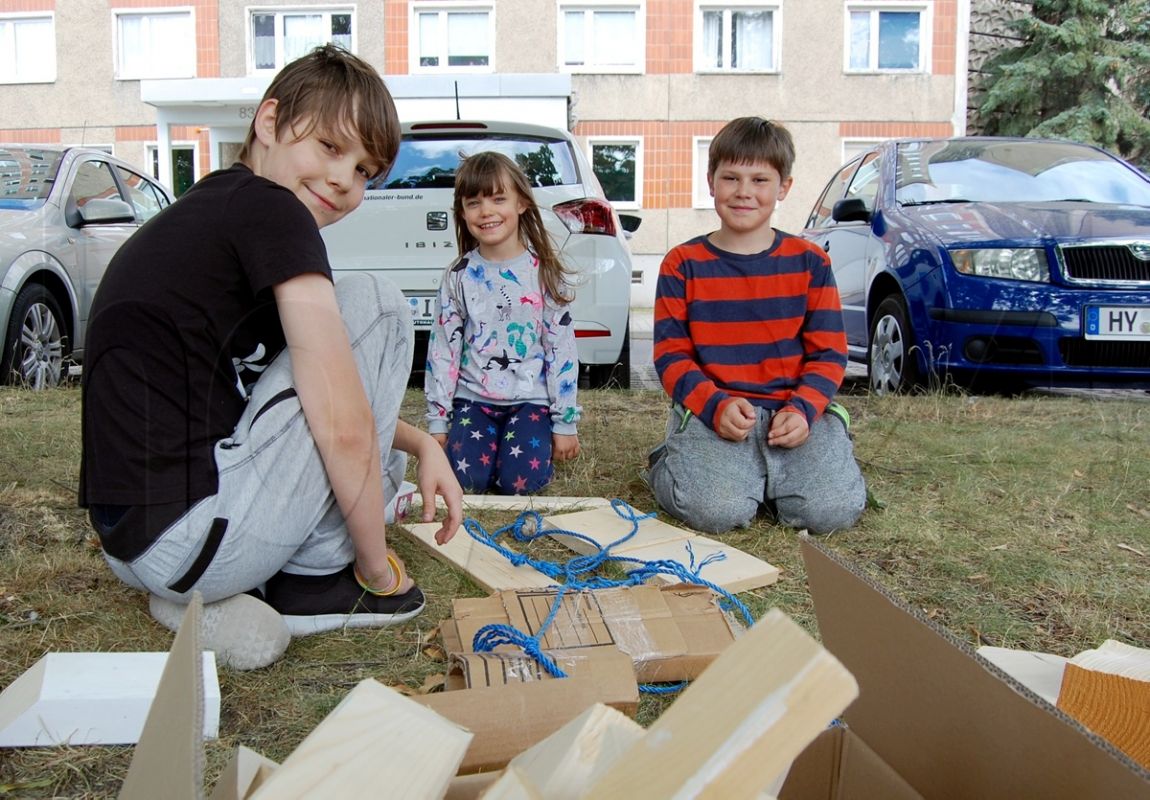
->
xmin=692 ymin=136 xmax=714 ymax=209
xmin=409 ymin=2 xmax=495 ymax=74
xmin=557 ymin=2 xmax=646 ymax=75
xmin=0 ymin=13 xmax=56 ymax=84
xmin=693 ymin=1 xmax=781 ymax=74
xmin=587 ymin=136 xmax=643 ymax=210
xmin=843 ymin=1 xmax=931 ymax=74
xmin=245 ymin=6 xmax=357 ymax=75
xmin=112 ymin=8 xmax=196 ymax=80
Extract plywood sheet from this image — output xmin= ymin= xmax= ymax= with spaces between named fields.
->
xmin=397 ymin=521 xmax=556 ymax=592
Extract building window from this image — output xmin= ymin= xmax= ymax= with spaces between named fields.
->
xmin=114 ymin=10 xmax=195 ymax=80
xmin=695 ymin=3 xmax=778 ymax=73
xmin=411 ymin=4 xmax=493 ymax=72
xmin=588 ymin=137 xmax=641 ymax=209
xmin=846 ymin=3 xmax=929 ymax=72
xmin=692 ymin=136 xmax=714 ymax=208
xmin=558 ymin=4 xmax=644 ymax=74
xmin=249 ymin=8 xmax=354 ymax=73
xmin=0 ymin=14 xmax=56 ymax=84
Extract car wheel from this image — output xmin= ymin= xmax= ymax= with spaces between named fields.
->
xmin=868 ymin=295 xmax=919 ymax=395
xmin=582 ymin=325 xmax=631 ymax=390
xmin=2 ymin=284 xmax=67 ymax=389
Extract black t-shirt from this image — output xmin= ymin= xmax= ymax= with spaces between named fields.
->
xmin=79 ymin=164 xmax=331 ymax=507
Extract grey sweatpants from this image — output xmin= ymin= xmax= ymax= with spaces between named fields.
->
xmin=104 ymin=273 xmax=412 ymax=603
xmin=647 ymin=404 xmax=866 ymax=535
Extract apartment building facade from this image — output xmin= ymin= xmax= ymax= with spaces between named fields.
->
xmin=0 ymin=0 xmax=969 ymax=292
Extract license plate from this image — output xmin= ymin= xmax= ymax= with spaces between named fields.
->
xmin=1084 ymin=306 xmax=1150 ymax=341
xmin=407 ymin=294 xmax=436 ymax=329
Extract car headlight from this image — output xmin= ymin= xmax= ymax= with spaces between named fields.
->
xmin=951 ymin=249 xmax=1049 ymax=282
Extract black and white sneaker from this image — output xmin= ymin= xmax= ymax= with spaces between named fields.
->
xmin=264 ymin=565 xmax=426 ymax=636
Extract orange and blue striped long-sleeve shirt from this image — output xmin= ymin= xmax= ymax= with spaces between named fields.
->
xmin=653 ymin=232 xmax=848 ymax=432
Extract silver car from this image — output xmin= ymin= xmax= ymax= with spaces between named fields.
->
xmin=321 ymin=120 xmax=640 ymax=388
xmin=0 ymin=146 xmax=174 ymax=388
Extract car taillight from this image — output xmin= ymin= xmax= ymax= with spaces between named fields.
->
xmin=553 ymin=198 xmax=617 ymax=237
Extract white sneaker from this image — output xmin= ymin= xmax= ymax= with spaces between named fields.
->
xmin=149 ymin=593 xmax=291 ymax=670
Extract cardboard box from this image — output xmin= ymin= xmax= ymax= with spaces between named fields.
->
xmin=448 ymin=584 xmax=739 ymax=684
xmin=783 ymin=539 xmax=1150 ymax=799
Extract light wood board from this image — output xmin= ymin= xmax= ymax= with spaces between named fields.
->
xmin=398 ymin=521 xmax=556 ymax=592
xmin=249 ymin=679 xmax=471 ymax=799
xmin=585 ymin=608 xmax=858 ymax=798
xmin=543 ymin=507 xmax=780 ymax=593
xmin=411 ymin=495 xmax=612 ymax=513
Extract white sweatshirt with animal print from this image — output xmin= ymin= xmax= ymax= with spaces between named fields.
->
xmin=424 ymin=248 xmax=581 ymax=436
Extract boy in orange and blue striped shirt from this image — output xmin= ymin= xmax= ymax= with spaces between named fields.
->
xmin=646 ymin=117 xmax=865 ymax=535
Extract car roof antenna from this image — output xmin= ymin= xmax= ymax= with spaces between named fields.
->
xmin=454 ymin=81 xmax=461 ymax=121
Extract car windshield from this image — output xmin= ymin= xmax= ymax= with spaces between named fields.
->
xmin=0 ymin=148 xmax=63 ymax=210
xmin=895 ymin=140 xmax=1150 ymax=207
xmin=373 ymin=134 xmax=579 ymax=191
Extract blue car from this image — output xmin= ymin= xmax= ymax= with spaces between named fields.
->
xmin=800 ymin=137 xmax=1150 ymax=393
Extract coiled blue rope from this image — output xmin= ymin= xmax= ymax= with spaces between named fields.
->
xmin=466 ymin=499 xmax=757 ymax=692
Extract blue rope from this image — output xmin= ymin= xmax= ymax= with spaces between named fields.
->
xmin=466 ymin=499 xmax=758 ymax=687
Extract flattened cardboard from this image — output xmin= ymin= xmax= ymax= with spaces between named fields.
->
xmin=449 ymin=585 xmax=738 ymax=683
xmin=800 ymin=539 xmax=1150 ymax=799
xmin=447 ymin=648 xmax=639 ymax=715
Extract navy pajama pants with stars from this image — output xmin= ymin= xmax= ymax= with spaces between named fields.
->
xmin=445 ymin=399 xmax=554 ymax=495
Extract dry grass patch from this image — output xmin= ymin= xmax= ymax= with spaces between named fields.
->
xmin=0 ymin=385 xmax=1148 ymax=796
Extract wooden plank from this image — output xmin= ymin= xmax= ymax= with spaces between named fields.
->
xmin=475 ymin=766 xmax=542 ymax=800
xmin=585 ymin=609 xmax=858 ymax=799
xmin=544 ymin=507 xmax=780 ymax=593
xmin=249 ymin=679 xmax=471 ymax=799
xmin=397 ymin=521 xmax=556 ymax=593
xmin=207 ymin=746 xmax=279 ymax=800
xmin=504 ymin=703 xmax=643 ymax=800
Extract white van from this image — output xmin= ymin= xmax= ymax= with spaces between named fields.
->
xmin=321 ymin=120 xmax=638 ymax=388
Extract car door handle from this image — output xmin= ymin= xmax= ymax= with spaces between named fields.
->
xmin=822 ymin=241 xmax=830 ymax=253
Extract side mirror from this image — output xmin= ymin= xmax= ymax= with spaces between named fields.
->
xmin=618 ymin=213 xmax=642 ymax=239
xmin=831 ymin=198 xmax=870 ymax=224
xmin=77 ymin=198 xmax=136 ymax=226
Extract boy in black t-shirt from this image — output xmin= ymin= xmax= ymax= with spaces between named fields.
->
xmin=80 ymin=46 xmax=463 ymax=669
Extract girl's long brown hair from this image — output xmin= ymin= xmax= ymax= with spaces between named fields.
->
xmin=453 ymin=151 xmax=573 ymax=304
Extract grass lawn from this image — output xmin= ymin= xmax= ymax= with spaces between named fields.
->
xmin=1 ymin=385 xmax=1148 ymax=797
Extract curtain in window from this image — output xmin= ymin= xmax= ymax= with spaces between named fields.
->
xmin=5 ymin=18 xmax=54 ymax=81
xmin=848 ymin=11 xmax=870 ymax=69
xmin=284 ymin=14 xmax=325 ymax=64
xmin=702 ymin=10 xmax=722 ymax=69
xmin=732 ymin=10 xmax=772 ymax=70
xmin=447 ymin=12 xmax=489 ymax=67
xmin=118 ymin=15 xmax=147 ymax=77
xmin=119 ymin=13 xmax=192 ymax=78
xmin=590 ymin=11 xmax=634 ymax=67
xmin=418 ymin=13 xmax=440 ymax=66
xmin=252 ymin=13 xmax=276 ymax=70
xmin=563 ymin=11 xmax=585 ymax=66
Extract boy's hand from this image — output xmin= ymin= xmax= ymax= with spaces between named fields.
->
xmin=716 ymin=398 xmax=757 ymax=442
xmin=552 ymin=433 xmax=581 ymax=462
xmin=432 ymin=433 xmax=447 ymax=448
xmin=767 ymin=410 xmax=809 ymax=449
xmin=414 ymin=435 xmax=463 ymax=544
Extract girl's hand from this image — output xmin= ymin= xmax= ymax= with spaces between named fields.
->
xmin=552 ymin=433 xmax=581 ymax=462
xmin=767 ymin=410 xmax=809 ymax=449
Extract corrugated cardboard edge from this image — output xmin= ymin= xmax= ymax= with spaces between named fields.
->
xmin=801 ymin=538 xmax=1150 ymax=799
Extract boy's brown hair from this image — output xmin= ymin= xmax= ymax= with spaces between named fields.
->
xmin=708 ymin=116 xmax=796 ymax=181
xmin=239 ymin=44 xmax=400 ymax=179
xmin=452 ymin=151 xmax=573 ymax=304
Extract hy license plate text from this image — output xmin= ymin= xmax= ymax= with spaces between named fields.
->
xmin=408 ymin=295 xmax=436 ymax=328
xmin=1084 ymin=306 xmax=1150 ymax=341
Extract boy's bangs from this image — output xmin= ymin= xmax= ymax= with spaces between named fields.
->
xmin=289 ymin=91 xmax=397 ymax=178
